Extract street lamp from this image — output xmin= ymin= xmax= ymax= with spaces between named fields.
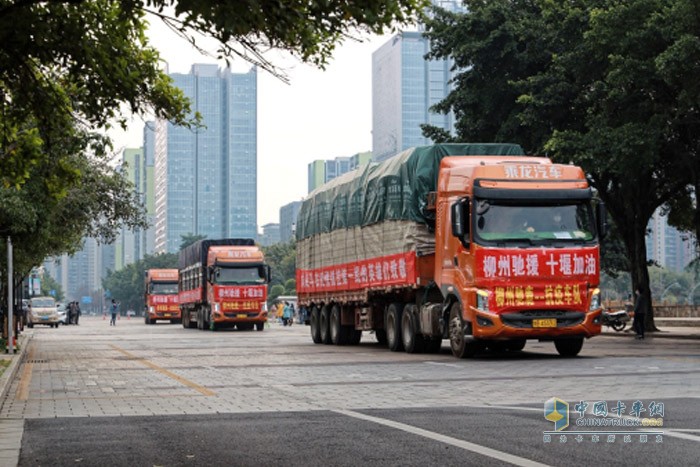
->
xmin=660 ymin=282 xmax=681 ymax=303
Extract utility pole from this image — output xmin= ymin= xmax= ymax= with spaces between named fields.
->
xmin=6 ymin=236 xmax=14 ymax=354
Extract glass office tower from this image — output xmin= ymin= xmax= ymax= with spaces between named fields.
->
xmin=155 ymin=64 xmax=257 ymax=253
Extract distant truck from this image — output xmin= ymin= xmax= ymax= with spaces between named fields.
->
xmin=144 ymin=269 xmax=180 ymax=324
xmin=179 ymin=239 xmax=270 ymax=331
xmin=296 ymin=144 xmax=606 ymax=357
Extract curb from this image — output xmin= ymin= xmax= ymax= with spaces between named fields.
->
xmin=601 ymin=330 xmax=700 ymax=340
xmin=0 ymin=333 xmax=30 ymax=402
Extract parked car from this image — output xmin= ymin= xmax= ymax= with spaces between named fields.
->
xmin=56 ymin=303 xmax=69 ymax=325
xmin=27 ymin=296 xmax=60 ymax=328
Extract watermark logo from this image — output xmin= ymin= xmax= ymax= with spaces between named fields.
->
xmin=544 ymin=397 xmax=569 ymax=431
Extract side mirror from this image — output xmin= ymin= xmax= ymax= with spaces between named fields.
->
xmin=451 ymin=198 xmax=470 ymax=243
xmin=597 ymin=201 xmax=608 ymax=239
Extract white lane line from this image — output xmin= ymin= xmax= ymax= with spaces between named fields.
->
xmin=334 ymin=409 xmax=550 ymax=467
xmin=662 ymin=430 xmax=700 ymax=443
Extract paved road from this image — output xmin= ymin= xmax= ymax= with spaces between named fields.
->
xmin=1 ymin=316 xmax=698 ymax=466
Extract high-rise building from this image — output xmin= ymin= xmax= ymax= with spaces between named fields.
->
xmin=646 ymin=210 xmax=697 ymax=272
xmin=115 ymin=147 xmax=144 ymax=270
xmin=142 ymin=122 xmax=157 ymax=256
xmin=280 ymin=201 xmax=302 ymax=243
xmin=258 ymin=223 xmax=281 ymax=247
xmin=155 ymin=64 xmax=257 ymax=253
xmin=371 ymin=1 xmax=465 ymax=162
xmin=307 ymin=151 xmax=372 ymax=193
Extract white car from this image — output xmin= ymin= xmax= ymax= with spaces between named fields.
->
xmin=27 ymin=296 xmax=60 ymax=328
xmin=56 ymin=304 xmax=69 ymax=325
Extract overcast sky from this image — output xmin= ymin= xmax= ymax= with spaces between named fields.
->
xmin=111 ymin=17 xmax=392 ymax=228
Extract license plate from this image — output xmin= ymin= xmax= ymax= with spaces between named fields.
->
xmin=237 ymin=314 xmax=247 ymax=319
xmin=533 ymin=318 xmax=557 ymax=328
xmin=164 ymin=314 xmax=171 ymax=317
xmin=42 ymin=316 xmax=49 ymax=320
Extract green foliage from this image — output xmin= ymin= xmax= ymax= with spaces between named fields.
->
xmin=0 ymin=0 xmax=427 ymax=309
xmin=424 ymin=0 xmax=700 ymax=319
xmin=40 ymin=273 xmax=64 ymax=302
xmin=284 ymin=279 xmax=296 ymax=294
xmin=179 ymin=233 xmax=207 ymax=251
xmin=102 ymin=252 xmax=178 ymax=312
xmin=268 ymin=284 xmax=286 ymax=306
xmin=262 ymin=241 xmax=296 ymax=287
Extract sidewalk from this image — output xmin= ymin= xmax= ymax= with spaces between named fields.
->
xmin=602 ymin=322 xmax=700 ymax=340
xmin=0 ymin=332 xmax=30 ymax=403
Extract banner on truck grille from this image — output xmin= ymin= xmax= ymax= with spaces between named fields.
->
xmin=297 ymin=252 xmax=417 ymax=293
xmin=475 ymin=248 xmax=599 ymax=282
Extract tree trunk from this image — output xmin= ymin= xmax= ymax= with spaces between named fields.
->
xmin=626 ymin=220 xmax=656 ymax=331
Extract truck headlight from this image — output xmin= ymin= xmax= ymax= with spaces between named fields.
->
xmin=149 ymin=306 xmax=154 ymax=313
xmin=589 ymin=288 xmax=601 ymax=311
xmin=214 ymin=303 xmax=220 ymax=313
xmin=476 ymin=289 xmax=489 ymax=312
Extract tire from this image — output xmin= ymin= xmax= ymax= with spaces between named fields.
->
xmin=401 ymin=305 xmax=424 ymax=354
xmin=330 ymin=304 xmax=344 ymax=345
xmin=197 ymin=309 xmax=204 ymax=330
xmin=28 ymin=322 xmax=33 ymax=329
xmin=145 ymin=316 xmax=149 ymax=325
xmin=448 ymin=302 xmax=481 ymax=358
xmin=554 ymin=337 xmax=584 ymax=357
xmin=611 ymin=321 xmax=625 ymax=332
xmin=319 ymin=305 xmax=332 ymax=344
xmin=310 ymin=306 xmax=322 ymax=344
xmin=375 ymin=329 xmax=388 ymax=346
xmin=256 ymin=322 xmax=265 ymax=331
xmin=386 ymin=303 xmax=404 ymax=352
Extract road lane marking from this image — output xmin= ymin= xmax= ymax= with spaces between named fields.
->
xmin=334 ymin=409 xmax=550 ymax=467
xmin=110 ymin=345 xmax=215 ymax=396
xmin=16 ymin=344 xmax=35 ymax=401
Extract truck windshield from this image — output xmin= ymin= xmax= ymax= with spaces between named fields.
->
xmin=214 ymin=266 xmax=266 ymax=285
xmin=474 ymin=201 xmax=596 ymax=245
xmin=149 ymin=282 xmax=178 ymax=294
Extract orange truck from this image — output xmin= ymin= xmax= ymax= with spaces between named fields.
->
xmin=144 ymin=269 xmax=180 ymax=324
xmin=179 ymin=239 xmax=270 ymax=331
xmin=296 ymin=144 xmax=606 ymax=357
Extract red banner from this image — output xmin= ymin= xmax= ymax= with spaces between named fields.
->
xmin=213 ymin=285 xmax=267 ymax=301
xmin=297 ymin=252 xmax=417 ymax=294
xmin=147 ymin=294 xmax=179 ymax=306
xmin=475 ymin=247 xmax=599 ymax=283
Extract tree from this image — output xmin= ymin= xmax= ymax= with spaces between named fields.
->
xmin=262 ymin=241 xmax=296 ymax=288
xmin=423 ymin=0 xmax=700 ymax=330
xmin=1 ymin=0 xmax=426 ymax=326
xmin=40 ymin=273 xmax=64 ymax=302
xmin=102 ymin=252 xmax=178 ymax=312
xmin=179 ymin=233 xmax=206 ymax=251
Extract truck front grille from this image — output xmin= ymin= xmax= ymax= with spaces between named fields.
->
xmin=500 ymin=310 xmax=585 ymax=328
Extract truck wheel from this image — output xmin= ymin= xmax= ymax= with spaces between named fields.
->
xmin=401 ymin=305 xmax=424 ymax=354
xmin=320 ymin=305 xmax=332 ymax=344
xmin=554 ymin=337 xmax=584 ymax=357
xmin=330 ymin=304 xmax=348 ymax=345
xmin=448 ymin=302 xmax=481 ymax=358
xmin=375 ymin=329 xmax=387 ymax=345
xmin=310 ymin=306 xmax=322 ymax=344
xmin=256 ymin=322 xmax=265 ymax=331
xmin=145 ymin=316 xmax=149 ymax=325
xmin=386 ymin=303 xmax=404 ymax=352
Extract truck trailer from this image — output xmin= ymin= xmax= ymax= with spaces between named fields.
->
xmin=144 ymin=269 xmax=180 ymax=324
xmin=296 ymin=143 xmax=606 ymax=357
xmin=179 ymin=239 xmax=270 ymax=331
